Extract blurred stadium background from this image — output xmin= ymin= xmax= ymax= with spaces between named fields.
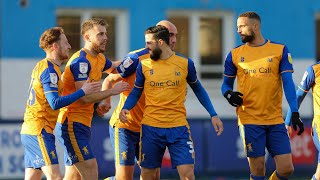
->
xmin=1 ymin=0 xmax=320 ymax=179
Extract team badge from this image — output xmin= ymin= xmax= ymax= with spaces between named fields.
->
xmin=267 ymin=58 xmax=272 ymax=62
xmin=49 ymin=73 xmax=58 ymax=84
xmin=240 ymin=57 xmax=245 ymax=62
xmin=123 ymin=57 xmax=133 ymax=68
xmin=288 ymin=53 xmax=293 ymax=64
xmin=79 ymin=62 xmax=88 ymax=73
xmin=150 ymin=69 xmax=154 ymax=75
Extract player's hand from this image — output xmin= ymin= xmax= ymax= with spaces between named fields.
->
xmin=119 ymin=109 xmax=130 ymax=123
xmin=81 ymin=79 xmax=102 ymax=95
xmin=223 ymin=90 xmax=243 ymax=107
xmin=291 ymin=112 xmax=304 ymax=135
xmin=96 ymin=101 xmax=111 ymax=117
xmin=211 ymin=116 xmax=223 ymax=136
xmin=286 ymin=125 xmax=292 ymax=137
xmin=110 ymin=82 xmax=130 ymax=95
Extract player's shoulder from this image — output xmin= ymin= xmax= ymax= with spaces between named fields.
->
xmin=69 ymin=49 xmax=90 ymax=65
xmin=268 ymin=40 xmax=287 ymax=49
xmin=35 ymin=58 xmax=55 ymax=71
xmin=129 ymin=48 xmax=149 ymax=56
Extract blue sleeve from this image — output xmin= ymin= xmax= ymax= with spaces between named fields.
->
xmin=44 ymin=89 xmax=85 ymax=110
xmin=221 ymin=76 xmax=235 ymax=96
xmin=103 ymin=57 xmax=113 ymax=71
xmin=134 ymin=62 xmax=145 ymax=87
xmin=285 ymin=89 xmax=308 ymax=125
xmin=123 ymin=63 xmax=145 ymax=110
xmin=116 ymin=53 xmax=140 ymax=78
xmin=70 ymin=58 xmax=91 ymax=81
xmin=189 ymin=80 xmax=217 ymax=117
xmin=279 ymin=46 xmax=294 ymax=73
xmin=285 ymin=65 xmax=315 ymax=125
xmin=186 ymin=59 xmax=198 ymax=83
xmin=282 ymin=72 xmax=298 ymax=113
xmin=298 ymin=66 xmax=315 ymax=92
xmin=40 ymin=68 xmax=58 ymax=93
xmin=223 ymin=52 xmax=237 ymax=77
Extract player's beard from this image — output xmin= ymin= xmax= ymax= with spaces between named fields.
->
xmin=58 ymin=49 xmax=69 ymax=60
xmin=92 ymin=41 xmax=105 ymax=54
xmin=241 ymin=30 xmax=255 ymax=43
xmin=150 ymin=46 xmax=162 ymax=61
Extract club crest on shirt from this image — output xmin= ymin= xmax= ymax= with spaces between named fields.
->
xmin=267 ymin=58 xmax=272 ymax=62
xmin=240 ymin=57 xmax=245 ymax=62
xmin=288 ymin=53 xmax=293 ymax=64
xmin=150 ymin=69 xmax=154 ymax=75
xmin=123 ymin=57 xmax=133 ymax=68
xmin=49 ymin=73 xmax=58 ymax=84
xmin=79 ymin=62 xmax=88 ymax=73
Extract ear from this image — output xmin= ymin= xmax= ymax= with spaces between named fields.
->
xmin=52 ymin=42 xmax=59 ymax=51
xmin=84 ymin=33 xmax=91 ymax=42
xmin=158 ymin=39 xmax=164 ymax=46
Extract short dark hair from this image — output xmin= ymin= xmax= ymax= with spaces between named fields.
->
xmin=239 ymin=11 xmax=261 ymax=22
xmin=144 ymin=25 xmax=170 ymax=45
xmin=39 ymin=27 xmax=64 ymax=51
xmin=81 ymin=18 xmax=108 ymax=35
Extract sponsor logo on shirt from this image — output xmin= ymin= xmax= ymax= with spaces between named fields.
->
xmin=123 ymin=57 xmax=133 ymax=68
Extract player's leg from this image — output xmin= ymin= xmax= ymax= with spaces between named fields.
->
xmin=64 ymin=165 xmax=81 ymax=180
xmin=24 ymin=168 xmax=42 ymax=180
xmin=139 ymin=124 xmax=166 ymax=180
xmin=109 ymin=125 xmax=140 ymax=180
xmin=239 ymin=124 xmax=267 ymax=179
xmin=267 ymin=124 xmax=293 ymax=180
xmin=56 ymin=119 xmax=97 ymax=179
xmin=21 ymin=129 xmax=62 ymax=180
xmin=311 ymin=122 xmax=320 ymax=180
xmin=41 ymin=164 xmax=63 ymax=180
xmin=168 ymin=125 xmax=195 ymax=180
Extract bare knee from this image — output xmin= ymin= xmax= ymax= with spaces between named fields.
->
xmin=277 ymin=164 xmax=294 ymax=177
xmin=177 ymin=165 xmax=195 ymax=180
xmin=141 ymin=167 xmax=158 ymax=180
xmin=248 ymin=157 xmax=265 ymax=176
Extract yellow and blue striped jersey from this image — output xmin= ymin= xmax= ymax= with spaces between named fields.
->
xmin=22 ymin=58 xmax=63 ymax=135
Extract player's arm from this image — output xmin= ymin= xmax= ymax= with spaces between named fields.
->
xmin=187 ymin=59 xmax=223 ymax=136
xmin=41 ymin=70 xmax=101 ymax=110
xmin=71 ymin=59 xmax=129 ymax=104
xmin=285 ymin=66 xmax=315 ymax=125
xmin=221 ymin=52 xmax=243 ymax=107
xmin=119 ymin=62 xmax=145 ymax=122
xmin=280 ymin=46 xmax=304 ymax=135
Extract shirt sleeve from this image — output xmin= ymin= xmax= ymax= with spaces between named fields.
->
xmin=186 ymin=58 xmax=198 ymax=83
xmin=298 ymin=65 xmax=315 ymax=92
xmin=70 ymin=58 xmax=91 ymax=81
xmin=116 ymin=53 xmax=140 ymax=78
xmin=134 ymin=62 xmax=145 ymax=88
xmin=279 ymin=45 xmax=294 ymax=73
xmin=40 ymin=68 xmax=59 ymax=93
xmin=103 ymin=57 xmax=113 ymax=72
xmin=223 ymin=52 xmax=237 ymax=77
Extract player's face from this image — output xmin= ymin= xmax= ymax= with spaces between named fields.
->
xmin=145 ymin=34 xmax=162 ymax=61
xmin=88 ymin=25 xmax=108 ymax=53
xmin=237 ymin=17 xmax=255 ymax=43
xmin=167 ymin=26 xmax=178 ymax=50
xmin=57 ymin=34 xmax=71 ymax=60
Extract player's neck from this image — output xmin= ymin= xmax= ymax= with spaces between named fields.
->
xmin=247 ymin=35 xmax=265 ymax=47
xmin=159 ymin=48 xmax=174 ymax=60
xmin=46 ymin=54 xmax=62 ymax=66
xmin=83 ymin=46 xmax=98 ymax=57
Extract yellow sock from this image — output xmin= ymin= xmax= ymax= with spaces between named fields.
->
xmin=268 ymin=171 xmax=279 ymax=180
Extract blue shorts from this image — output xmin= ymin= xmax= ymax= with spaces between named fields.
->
xmin=239 ymin=123 xmax=291 ymax=158
xmin=109 ymin=125 xmax=140 ymax=166
xmin=21 ymin=129 xmax=59 ymax=169
xmin=55 ymin=119 xmax=95 ymax=166
xmin=312 ymin=123 xmax=320 ymax=163
xmin=140 ymin=124 xmax=195 ymax=169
